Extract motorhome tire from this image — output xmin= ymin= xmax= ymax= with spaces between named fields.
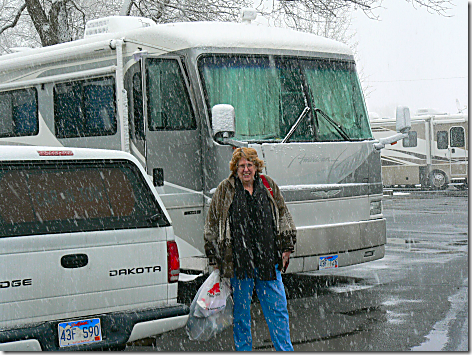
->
xmin=429 ymin=170 xmax=448 ymax=190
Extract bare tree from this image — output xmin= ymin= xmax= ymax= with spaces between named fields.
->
xmin=121 ymin=0 xmax=252 ymax=23
xmin=254 ymin=0 xmax=455 ymax=41
xmin=0 ymin=0 xmax=121 ymax=50
xmin=256 ymin=1 xmax=357 ymax=43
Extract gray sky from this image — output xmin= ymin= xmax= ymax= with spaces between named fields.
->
xmin=350 ymin=0 xmax=468 ymax=118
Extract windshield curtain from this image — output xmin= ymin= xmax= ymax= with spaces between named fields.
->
xmin=201 ymin=56 xmax=281 ymax=139
xmin=199 ymin=55 xmax=372 ymax=142
xmin=302 ymin=60 xmax=371 ymax=141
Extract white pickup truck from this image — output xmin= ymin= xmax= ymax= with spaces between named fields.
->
xmin=0 ymin=146 xmax=189 ymax=351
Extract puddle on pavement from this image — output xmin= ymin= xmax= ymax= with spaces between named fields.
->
xmin=340 ymin=305 xmax=382 ymax=317
xmin=329 ymin=284 xmax=375 ymax=293
xmin=381 ymin=296 xmax=422 ymax=307
xmin=385 ymin=310 xmax=410 ymax=325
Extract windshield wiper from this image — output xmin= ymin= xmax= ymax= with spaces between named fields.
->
xmin=314 ymin=108 xmax=351 ymax=141
xmin=282 ymin=107 xmax=311 ymax=143
xmin=147 ymin=213 xmax=166 ymax=224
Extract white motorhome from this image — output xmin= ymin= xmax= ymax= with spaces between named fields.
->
xmin=371 ymin=114 xmax=468 ymax=189
xmin=0 ymin=13 xmax=409 ymax=274
xmin=0 ymin=146 xmax=188 ymax=351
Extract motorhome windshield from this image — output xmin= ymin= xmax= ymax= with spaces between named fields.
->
xmin=199 ymin=55 xmax=372 ymax=142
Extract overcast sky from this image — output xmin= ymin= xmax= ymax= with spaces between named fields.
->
xmin=350 ymin=0 xmax=468 ymax=118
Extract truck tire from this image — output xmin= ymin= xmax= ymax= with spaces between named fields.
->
xmin=429 ymin=170 xmax=448 ymax=190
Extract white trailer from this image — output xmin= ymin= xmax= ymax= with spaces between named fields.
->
xmin=0 ymin=13 xmax=409 ymax=274
xmin=371 ymin=114 xmax=468 ymax=189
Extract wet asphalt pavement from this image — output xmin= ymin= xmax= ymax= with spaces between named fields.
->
xmin=126 ymin=189 xmax=468 ymax=351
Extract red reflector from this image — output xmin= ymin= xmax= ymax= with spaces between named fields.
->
xmin=167 ymin=241 xmax=180 ymax=283
xmin=38 ymin=150 xmax=74 ymax=156
xmin=390 ymin=142 xmax=397 ymax=146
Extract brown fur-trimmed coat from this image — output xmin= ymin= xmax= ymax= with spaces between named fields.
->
xmin=204 ymin=173 xmax=297 ymax=279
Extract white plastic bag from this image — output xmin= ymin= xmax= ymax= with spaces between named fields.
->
xmin=194 ymin=269 xmax=230 ymax=317
xmin=186 ymin=270 xmax=233 ymax=341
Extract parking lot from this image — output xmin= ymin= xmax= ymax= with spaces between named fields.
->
xmin=126 ymin=188 xmax=468 ymax=351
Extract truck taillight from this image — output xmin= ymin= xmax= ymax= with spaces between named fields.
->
xmin=167 ymin=241 xmax=180 ymax=283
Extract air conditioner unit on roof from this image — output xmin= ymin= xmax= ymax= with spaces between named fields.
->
xmin=84 ymin=16 xmax=156 ymax=38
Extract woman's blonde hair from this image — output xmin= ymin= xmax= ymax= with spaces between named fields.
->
xmin=229 ymin=147 xmax=265 ymax=174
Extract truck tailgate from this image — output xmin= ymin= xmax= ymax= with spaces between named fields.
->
xmin=0 ymin=228 xmax=169 ymax=329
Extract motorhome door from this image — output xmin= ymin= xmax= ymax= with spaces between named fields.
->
xmin=126 ymin=56 xmax=202 ymax=190
xmin=142 ymin=56 xmax=206 ymax=256
xmin=448 ymin=125 xmax=468 ymax=177
xmin=143 ymin=57 xmax=202 ymax=191
xmin=434 ymin=123 xmax=468 ymax=180
xmin=125 ymin=56 xmax=205 ymax=255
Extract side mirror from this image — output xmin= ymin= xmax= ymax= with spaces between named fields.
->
xmin=374 ymin=106 xmax=412 ymax=150
xmin=212 ymin=104 xmax=235 ymax=139
xmin=396 ymin=106 xmax=411 ymax=134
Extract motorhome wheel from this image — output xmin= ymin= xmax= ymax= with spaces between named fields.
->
xmin=429 ymin=170 xmax=448 ymax=190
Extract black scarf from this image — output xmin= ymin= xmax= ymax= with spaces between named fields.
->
xmin=229 ymin=175 xmax=277 ymax=280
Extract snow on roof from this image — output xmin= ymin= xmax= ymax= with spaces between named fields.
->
xmin=416 ymin=108 xmax=448 ymax=116
xmin=0 ymin=20 xmax=352 ymax=65
xmin=370 ymin=113 xmax=468 ymax=125
xmin=127 ymin=21 xmax=353 ymax=56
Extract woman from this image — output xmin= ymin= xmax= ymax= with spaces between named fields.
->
xmin=204 ymin=147 xmax=296 ymax=351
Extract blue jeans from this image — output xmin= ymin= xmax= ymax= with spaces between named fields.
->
xmin=230 ymin=267 xmax=293 ymax=351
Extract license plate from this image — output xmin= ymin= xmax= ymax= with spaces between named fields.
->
xmin=319 ymin=255 xmax=338 ymax=270
xmin=58 ymin=317 xmax=102 ymax=347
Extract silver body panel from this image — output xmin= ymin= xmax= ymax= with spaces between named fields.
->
xmin=1 ymin=229 xmax=171 ymax=328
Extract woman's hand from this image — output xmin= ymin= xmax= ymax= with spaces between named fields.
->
xmin=282 ymin=251 xmax=291 ymax=270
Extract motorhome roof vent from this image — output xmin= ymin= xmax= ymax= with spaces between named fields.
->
xmin=84 ymin=16 xmax=156 ymax=38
